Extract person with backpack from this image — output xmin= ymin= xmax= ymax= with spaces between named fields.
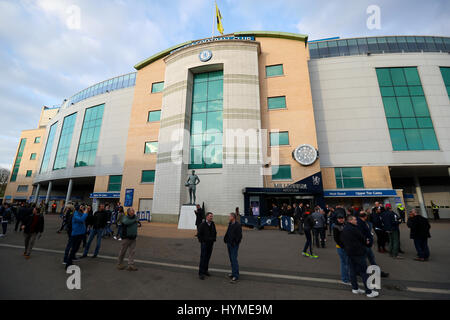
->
xmin=301 ymin=210 xmax=318 ymax=259
xmin=117 ymin=208 xmax=139 ymax=271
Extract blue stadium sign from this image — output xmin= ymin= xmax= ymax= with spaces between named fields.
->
xmin=324 ymin=189 xmax=397 ymax=197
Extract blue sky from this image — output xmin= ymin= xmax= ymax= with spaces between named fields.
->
xmin=0 ymin=0 xmax=449 ymax=169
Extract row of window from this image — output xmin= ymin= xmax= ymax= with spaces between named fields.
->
xmin=105 ymin=170 xmax=156 ymax=193
xmin=309 ymin=36 xmax=450 ymax=59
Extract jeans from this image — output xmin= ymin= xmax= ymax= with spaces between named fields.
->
xmin=116 ymin=225 xmax=123 ymax=237
xmin=388 ymin=230 xmax=400 ymax=257
xmin=199 ymin=242 xmax=214 ymax=276
xmin=2 ymin=222 xmax=7 ymax=235
xmin=67 ymin=234 xmax=84 ymax=265
xmin=366 ymin=247 xmax=377 ymax=266
xmin=303 ymin=229 xmax=313 ymax=254
xmin=337 ymin=247 xmax=350 ymax=283
xmin=15 ymin=219 xmax=22 ymax=232
xmin=348 ymin=255 xmax=371 ymax=294
xmin=64 ymin=236 xmax=74 ymax=263
xmin=103 ymin=223 xmax=112 ymax=237
xmin=118 ymin=238 xmax=136 ymax=266
xmin=298 ymin=220 xmax=304 ymax=234
xmin=227 ymin=243 xmax=239 ymax=279
xmin=24 ymin=233 xmax=38 ymax=255
xmin=374 ymin=229 xmax=387 ymax=251
xmin=414 ymin=238 xmax=430 ymax=259
xmin=83 ymin=228 xmax=104 ymax=256
xmin=313 ymin=227 xmax=326 ymax=248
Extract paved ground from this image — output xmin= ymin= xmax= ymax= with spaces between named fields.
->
xmin=0 ymin=215 xmax=449 ymax=300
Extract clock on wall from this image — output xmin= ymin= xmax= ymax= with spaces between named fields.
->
xmin=199 ymin=50 xmax=213 ymax=62
xmin=292 ymin=144 xmax=318 ymax=166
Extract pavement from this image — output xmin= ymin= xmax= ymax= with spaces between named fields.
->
xmin=0 ymin=215 xmax=449 ymax=300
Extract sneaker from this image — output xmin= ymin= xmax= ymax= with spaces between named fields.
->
xmin=127 ymin=265 xmax=138 ymax=271
xmin=230 ymin=277 xmax=239 ymax=284
xmin=62 ymin=261 xmax=67 ymax=265
xmin=118 ymin=238 xmax=122 ymax=241
xmin=341 ymin=281 xmax=351 ymax=286
xmin=113 ymin=236 xmax=117 ymax=240
xmin=117 ymin=264 xmax=126 ymax=270
xmin=367 ymin=291 xmax=379 ymax=298
xmin=302 ymin=252 xmax=310 ymax=257
xmin=394 ymin=255 xmax=404 ymax=259
xmin=352 ymin=289 xmax=365 ymax=294
xmin=309 ymin=254 xmax=318 ymax=259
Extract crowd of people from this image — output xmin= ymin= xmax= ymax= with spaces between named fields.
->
xmin=0 ymin=199 xmax=433 ymax=296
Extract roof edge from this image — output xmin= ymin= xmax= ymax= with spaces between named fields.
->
xmin=134 ymin=31 xmax=309 ymax=70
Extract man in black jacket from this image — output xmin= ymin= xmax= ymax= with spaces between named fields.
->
xmin=224 ymin=212 xmax=243 ymax=283
xmin=341 ymin=215 xmax=379 ymax=298
xmin=81 ymin=204 xmax=107 ymax=258
xmin=407 ymin=209 xmax=431 ymax=261
xmin=198 ymin=212 xmax=217 ymax=280
xmin=21 ymin=207 xmax=44 ymax=258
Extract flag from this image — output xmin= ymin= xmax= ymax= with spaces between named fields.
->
xmin=216 ymin=2 xmax=224 ymax=35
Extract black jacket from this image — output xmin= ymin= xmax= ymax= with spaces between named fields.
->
xmin=294 ymin=206 xmax=303 ymax=220
xmin=357 ymin=218 xmax=374 ymax=247
xmin=198 ymin=221 xmax=217 ymax=243
xmin=407 ymin=215 xmax=431 ymax=239
xmin=333 ymin=222 xmax=345 ymax=248
xmin=224 ymin=221 xmax=242 ymax=246
xmin=340 ymin=223 xmax=367 ymax=256
xmin=195 ymin=208 xmax=205 ymax=226
xmin=22 ymin=214 xmax=45 ymax=234
xmin=303 ymin=214 xmax=315 ymax=230
xmin=92 ymin=210 xmax=108 ymax=229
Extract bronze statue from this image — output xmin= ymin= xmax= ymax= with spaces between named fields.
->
xmin=185 ymin=170 xmax=200 ymax=205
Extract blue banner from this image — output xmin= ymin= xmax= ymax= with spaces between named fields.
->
xmin=281 ymin=216 xmax=294 ymax=232
xmin=90 ymin=192 xmax=120 ymax=199
xmin=324 ymin=189 xmax=397 ymax=197
xmin=124 ymin=189 xmax=134 ymax=207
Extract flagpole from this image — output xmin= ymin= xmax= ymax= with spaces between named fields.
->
xmin=211 ymin=0 xmax=215 ymax=39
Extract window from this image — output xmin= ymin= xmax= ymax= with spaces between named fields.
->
xmin=272 ymin=165 xmax=292 ymax=180
xmin=148 ymin=110 xmax=161 ymax=122
xmin=40 ymin=123 xmax=58 ymax=173
xmin=376 ymin=67 xmax=439 ymax=151
xmin=10 ymin=138 xmax=27 ymax=182
xmin=189 ymin=70 xmax=223 ymax=169
xmin=144 ymin=141 xmax=158 ymax=154
xmin=151 ymin=81 xmax=164 ymax=93
xmin=75 ymin=104 xmax=105 ymax=167
xmin=268 ymin=96 xmax=287 ymax=110
xmin=266 ymin=64 xmax=284 ymax=77
xmin=26 ymin=170 xmax=32 ymax=177
xmin=335 ymin=167 xmax=364 ymax=188
xmin=53 ymin=113 xmax=77 ymax=170
xmin=141 ymin=170 xmax=155 ymax=183
xmin=34 ymin=137 xmax=41 ymax=143
xmin=270 ymin=132 xmax=289 ymax=146
xmin=108 ymin=175 xmax=122 ymax=192
xmin=440 ymin=67 xmax=450 ymax=100
xmin=30 ymin=153 xmax=37 ymax=160
xmin=17 ymin=185 xmax=28 ymax=193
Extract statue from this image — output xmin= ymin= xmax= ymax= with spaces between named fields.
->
xmin=185 ymin=170 xmax=200 ymax=205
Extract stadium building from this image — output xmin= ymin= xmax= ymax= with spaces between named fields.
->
xmin=4 ymin=32 xmax=450 ymax=221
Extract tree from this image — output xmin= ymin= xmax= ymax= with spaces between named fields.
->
xmin=0 ymin=168 xmax=10 ymax=198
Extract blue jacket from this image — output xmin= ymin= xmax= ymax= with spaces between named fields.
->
xmin=71 ymin=210 xmax=88 ymax=236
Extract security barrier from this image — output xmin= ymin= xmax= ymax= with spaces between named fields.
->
xmin=281 ymin=216 xmax=295 ymax=232
xmin=240 ymin=215 xmax=279 ymax=229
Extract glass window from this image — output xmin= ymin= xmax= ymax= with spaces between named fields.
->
xmin=40 ymin=123 xmax=58 ymax=173
xmin=406 ymin=37 xmax=419 ymax=52
xmin=415 ymin=36 xmax=426 ymax=51
xmin=376 ymin=67 xmax=438 ymax=151
xmin=367 ymin=37 xmax=379 ymax=53
xmin=141 ymin=170 xmax=155 ymax=183
xmin=434 ymin=37 xmax=445 ymax=52
xmin=17 ymin=185 xmax=29 ymax=193
xmin=53 ymin=113 xmax=77 ymax=170
xmin=10 ymin=138 xmax=27 ymax=181
xmin=318 ymin=41 xmax=329 ymax=58
xmin=34 ymin=137 xmax=41 ymax=143
xmin=327 ymin=41 xmax=339 ymax=57
xmin=148 ymin=110 xmax=161 ymax=122
xmin=270 ymin=132 xmax=289 ymax=146
xmin=357 ymin=38 xmax=368 ymax=54
xmin=337 ymin=40 xmax=349 ymax=56
xmin=397 ymin=36 xmax=408 ymax=52
xmin=189 ymin=70 xmax=223 ymax=169
xmin=308 ymin=43 xmax=319 ymax=58
xmin=144 ymin=141 xmax=158 ymax=154
xmin=108 ymin=175 xmax=122 ymax=192
xmin=272 ymin=165 xmax=292 ymax=180
xmin=151 ymin=81 xmax=164 ymax=93
xmin=377 ymin=37 xmax=388 ymax=52
xmin=387 ymin=37 xmax=400 ymax=53
xmin=424 ymin=37 xmax=436 ymax=52
xmin=30 ymin=153 xmax=37 ymax=160
xmin=268 ymin=96 xmax=287 ymax=110
xmin=335 ymin=167 xmax=364 ymax=188
xmin=26 ymin=170 xmax=32 ymax=177
xmin=75 ymin=104 xmax=104 ymax=167
xmin=440 ymin=67 xmax=450 ymax=99
xmin=266 ymin=64 xmax=284 ymax=77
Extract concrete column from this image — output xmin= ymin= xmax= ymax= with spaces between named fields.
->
xmin=33 ymin=184 xmax=41 ymax=204
xmin=65 ymin=179 xmax=73 ymax=204
xmin=45 ymin=181 xmax=52 ymax=205
xmin=414 ymin=175 xmax=428 ymax=218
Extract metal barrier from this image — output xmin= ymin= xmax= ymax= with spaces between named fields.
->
xmin=240 ymin=215 xmax=280 ymax=229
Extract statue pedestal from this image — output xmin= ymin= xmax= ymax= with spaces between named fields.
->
xmin=178 ymin=205 xmax=197 ymax=230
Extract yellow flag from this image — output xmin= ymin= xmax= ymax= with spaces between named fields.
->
xmin=216 ymin=2 xmax=224 ymax=35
